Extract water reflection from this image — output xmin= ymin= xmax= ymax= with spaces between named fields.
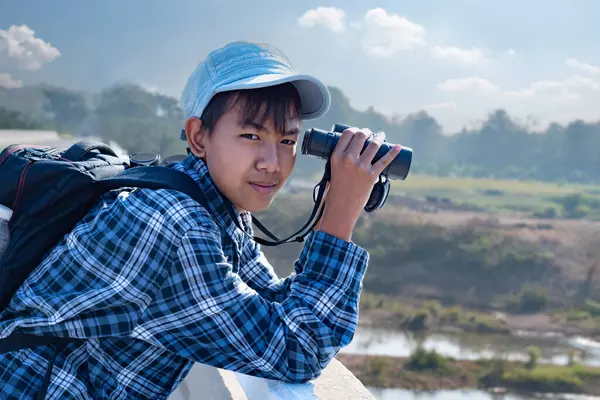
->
xmin=341 ymin=326 xmax=600 ymax=367
xmin=367 ymin=387 xmax=600 ymax=400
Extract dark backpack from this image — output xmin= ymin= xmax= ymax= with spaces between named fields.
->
xmin=0 ymin=140 xmax=208 ymax=399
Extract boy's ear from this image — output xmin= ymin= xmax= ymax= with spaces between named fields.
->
xmin=185 ymin=118 xmax=207 ymax=158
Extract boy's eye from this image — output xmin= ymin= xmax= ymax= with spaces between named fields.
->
xmin=241 ymin=133 xmax=260 ymax=140
xmin=281 ymin=139 xmax=296 ymax=146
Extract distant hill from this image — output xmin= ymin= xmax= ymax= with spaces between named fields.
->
xmin=1 ymin=83 xmax=600 ymax=183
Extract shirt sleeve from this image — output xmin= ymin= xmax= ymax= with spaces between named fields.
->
xmin=132 ymin=217 xmax=369 ymax=384
xmin=236 ymin=238 xmax=308 ymax=304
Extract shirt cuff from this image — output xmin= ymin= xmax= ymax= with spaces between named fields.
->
xmin=296 ymin=230 xmax=369 ymax=293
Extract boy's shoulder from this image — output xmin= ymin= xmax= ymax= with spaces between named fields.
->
xmin=119 ymin=184 xmax=218 ymax=235
xmin=94 ymin=155 xmax=236 ymax=246
xmin=84 ymin=157 xmax=221 ymax=241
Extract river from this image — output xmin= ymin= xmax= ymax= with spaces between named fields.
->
xmin=340 ymin=326 xmax=600 ymax=400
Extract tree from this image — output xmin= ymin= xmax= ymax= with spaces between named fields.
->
xmin=0 ymin=107 xmax=42 ymax=130
xmin=92 ymin=84 xmax=185 ymax=157
xmin=575 ymin=231 xmax=600 ymax=307
xmin=42 ymin=87 xmax=88 ymax=133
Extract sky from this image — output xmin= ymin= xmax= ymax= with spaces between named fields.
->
xmin=1 ymin=0 xmax=600 ymax=133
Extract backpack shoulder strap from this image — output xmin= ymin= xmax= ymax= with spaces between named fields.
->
xmin=98 ymin=166 xmax=208 ymax=208
xmin=63 ymin=140 xmax=119 ymax=161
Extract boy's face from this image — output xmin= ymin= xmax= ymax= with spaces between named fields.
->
xmin=187 ymin=102 xmax=300 ymax=213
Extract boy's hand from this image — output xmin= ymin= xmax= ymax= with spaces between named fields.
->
xmin=318 ymin=128 xmax=401 ymax=241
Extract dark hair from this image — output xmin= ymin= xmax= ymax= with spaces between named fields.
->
xmin=199 ymin=82 xmax=302 ymax=135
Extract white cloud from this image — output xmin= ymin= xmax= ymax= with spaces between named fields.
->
xmin=554 ymin=93 xmax=581 ymax=102
xmin=506 ymin=48 xmax=516 ymax=56
xmin=503 ymin=75 xmax=600 ymax=98
xmin=361 ymin=8 xmax=427 ymax=58
xmin=437 ymin=77 xmax=499 ymax=93
xmin=0 ymin=24 xmax=60 ymax=70
xmin=0 ymin=72 xmax=22 ymax=88
xmin=430 ymin=46 xmax=487 ymax=64
xmin=298 ymin=7 xmax=345 ymax=33
xmin=565 ymin=58 xmax=600 ymax=75
xmin=421 ymin=101 xmax=458 ymax=111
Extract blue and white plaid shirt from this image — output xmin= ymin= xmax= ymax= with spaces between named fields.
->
xmin=0 ymin=154 xmax=369 ymax=399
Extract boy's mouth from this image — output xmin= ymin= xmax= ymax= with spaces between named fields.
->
xmin=249 ymin=181 xmax=278 ymax=195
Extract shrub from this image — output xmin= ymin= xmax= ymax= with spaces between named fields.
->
xmin=406 ymin=346 xmax=451 ymax=374
xmin=526 ymin=346 xmax=541 ymax=369
xmin=507 ymin=286 xmax=548 ymax=313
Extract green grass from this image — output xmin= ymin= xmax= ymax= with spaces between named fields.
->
xmin=395 ymin=174 xmax=600 ymax=194
xmin=482 ymin=363 xmax=600 ymax=393
xmin=359 ymin=293 xmax=509 ymax=334
xmin=391 ymin=174 xmax=600 ymax=217
xmin=550 ymin=302 xmax=600 ymax=331
xmin=342 ymin=353 xmax=600 ymax=395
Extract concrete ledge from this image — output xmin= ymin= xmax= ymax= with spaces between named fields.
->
xmin=170 ymin=358 xmax=375 ymax=400
xmin=0 ymin=130 xmax=61 ymax=147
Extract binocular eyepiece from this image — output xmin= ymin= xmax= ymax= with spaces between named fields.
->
xmin=301 ymin=123 xmax=412 ymax=180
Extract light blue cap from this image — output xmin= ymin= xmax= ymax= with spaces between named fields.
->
xmin=179 ymin=41 xmax=331 ymax=140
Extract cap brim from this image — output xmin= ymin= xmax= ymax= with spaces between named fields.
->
xmin=179 ymin=73 xmax=331 ymax=141
xmin=216 ymin=73 xmax=331 ymax=120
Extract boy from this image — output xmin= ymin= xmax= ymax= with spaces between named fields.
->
xmin=0 ymin=41 xmax=401 ymax=399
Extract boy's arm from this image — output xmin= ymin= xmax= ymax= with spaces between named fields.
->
xmin=132 ymin=215 xmax=369 ymax=383
xmin=237 ymin=239 xmax=306 ymax=303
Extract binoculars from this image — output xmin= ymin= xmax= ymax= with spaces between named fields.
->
xmin=301 ymin=123 xmax=412 ymax=180
xmin=301 ymin=123 xmax=413 ymax=212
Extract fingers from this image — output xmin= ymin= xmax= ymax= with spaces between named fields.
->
xmin=346 ymin=128 xmax=372 ymax=157
xmin=333 ymin=127 xmax=371 ymax=158
xmin=332 ymin=127 xmax=358 ymax=156
xmin=372 ymin=144 xmax=402 ymax=173
xmin=332 ymin=126 xmax=402 ymax=176
xmin=360 ymin=131 xmax=385 ymax=163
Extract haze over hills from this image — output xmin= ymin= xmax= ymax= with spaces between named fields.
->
xmin=1 ymin=83 xmax=600 ymax=184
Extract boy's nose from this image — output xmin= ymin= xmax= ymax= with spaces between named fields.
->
xmin=256 ymin=144 xmax=280 ymax=173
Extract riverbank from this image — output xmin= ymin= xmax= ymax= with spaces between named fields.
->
xmin=337 ymin=352 xmax=600 ymax=396
xmin=359 ymin=293 xmax=600 ymax=339
xmin=261 ymin=192 xmax=600 ymax=338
